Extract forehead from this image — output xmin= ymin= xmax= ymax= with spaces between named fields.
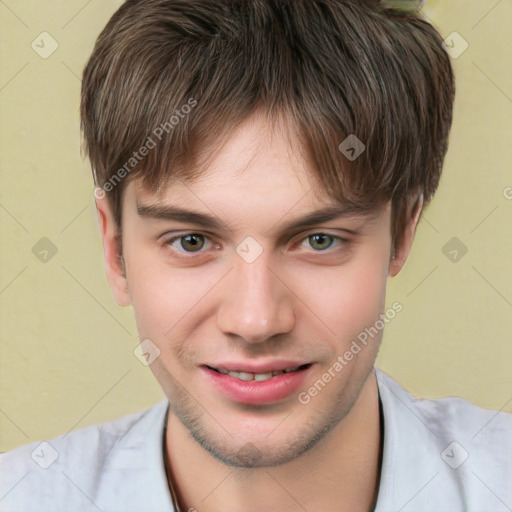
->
xmin=124 ymin=112 xmax=386 ymax=226
xmin=133 ymin=113 xmax=324 ymax=207
xmin=187 ymin=113 xmax=315 ymax=194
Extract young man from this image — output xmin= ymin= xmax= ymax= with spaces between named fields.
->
xmin=1 ymin=0 xmax=510 ymax=511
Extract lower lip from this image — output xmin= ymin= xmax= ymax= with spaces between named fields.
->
xmin=202 ymin=365 xmax=312 ymax=404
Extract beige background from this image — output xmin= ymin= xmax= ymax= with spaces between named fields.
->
xmin=1 ymin=0 xmax=511 ymax=452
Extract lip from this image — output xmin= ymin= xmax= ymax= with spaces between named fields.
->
xmin=201 ymin=362 xmax=313 ymax=404
xmin=205 ymin=360 xmax=311 ymax=373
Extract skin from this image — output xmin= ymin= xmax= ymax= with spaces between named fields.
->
xmin=96 ymin=112 xmax=423 ymax=511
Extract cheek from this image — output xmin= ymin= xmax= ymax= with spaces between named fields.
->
xmin=297 ymin=247 xmax=389 ymax=340
xmin=124 ymin=254 xmax=184 ymax=336
xmin=125 ymin=255 xmax=219 ymax=339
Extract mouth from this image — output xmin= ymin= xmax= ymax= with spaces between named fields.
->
xmin=205 ymin=363 xmax=312 ymax=382
xmin=202 ymin=362 xmax=314 ymax=404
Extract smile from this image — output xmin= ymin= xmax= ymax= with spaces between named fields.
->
xmin=206 ymin=364 xmax=312 ymax=382
xmin=202 ymin=363 xmax=314 ymax=404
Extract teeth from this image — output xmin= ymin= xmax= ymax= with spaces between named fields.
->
xmin=215 ymin=366 xmax=303 ymax=382
xmin=229 ymin=371 xmax=253 ymax=381
xmin=254 ymin=372 xmax=273 ymax=381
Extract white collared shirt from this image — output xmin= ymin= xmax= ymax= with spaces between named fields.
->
xmin=1 ymin=368 xmax=510 ymax=511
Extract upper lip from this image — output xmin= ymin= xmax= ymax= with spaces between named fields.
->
xmin=204 ymin=360 xmax=312 ymax=373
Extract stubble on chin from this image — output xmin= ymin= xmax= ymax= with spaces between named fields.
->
xmin=162 ymin=364 xmax=374 ymax=469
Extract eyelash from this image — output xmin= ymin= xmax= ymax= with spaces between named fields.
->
xmin=162 ymin=232 xmax=350 ymax=259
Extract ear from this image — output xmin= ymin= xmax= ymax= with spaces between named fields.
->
xmin=95 ymin=192 xmax=131 ymax=306
xmin=388 ymin=194 xmax=424 ymax=278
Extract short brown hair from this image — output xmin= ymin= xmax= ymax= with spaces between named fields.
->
xmin=80 ymin=0 xmax=455 ymax=255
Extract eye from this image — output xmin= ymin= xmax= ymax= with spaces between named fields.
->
xmin=165 ymin=233 xmax=216 ymax=256
xmin=299 ymin=233 xmax=347 ymax=252
xmin=307 ymin=234 xmax=334 ymax=251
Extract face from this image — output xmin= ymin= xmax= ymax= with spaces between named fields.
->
xmin=97 ymin=113 xmax=419 ymax=468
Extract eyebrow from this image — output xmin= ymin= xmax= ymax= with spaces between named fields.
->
xmin=136 ymin=202 xmax=380 ymax=235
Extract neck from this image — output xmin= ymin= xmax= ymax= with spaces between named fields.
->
xmin=165 ymin=371 xmax=383 ymax=512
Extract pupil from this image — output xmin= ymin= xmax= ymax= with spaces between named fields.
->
xmin=182 ymin=234 xmax=204 ymax=252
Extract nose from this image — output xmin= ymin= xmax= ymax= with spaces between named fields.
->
xmin=215 ymin=254 xmax=296 ymax=344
